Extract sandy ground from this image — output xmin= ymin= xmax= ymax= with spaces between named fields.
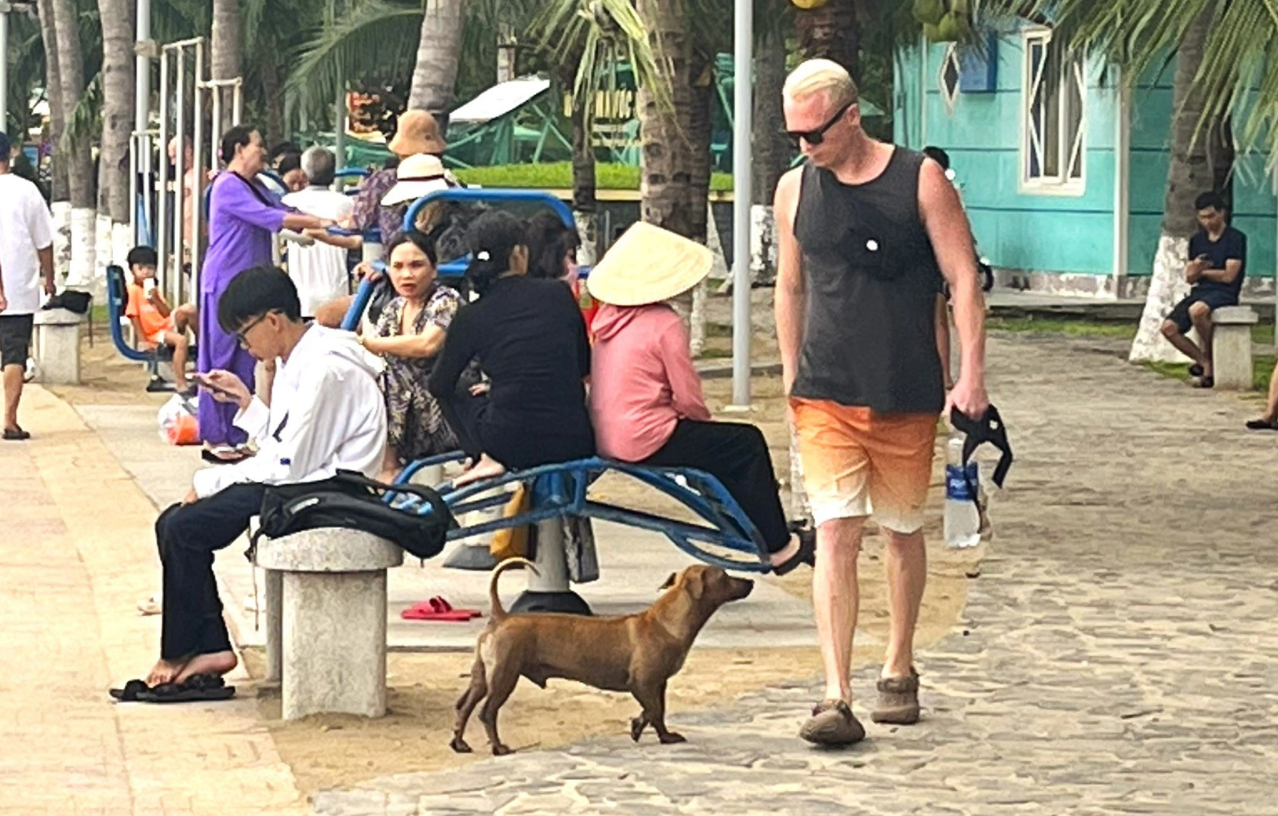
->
xmin=58 ymin=301 xmax=979 ymax=795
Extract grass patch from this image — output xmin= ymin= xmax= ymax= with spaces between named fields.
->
xmin=988 ymin=314 xmax=1276 ymax=348
xmin=705 ymin=322 xmax=733 ymax=338
xmin=453 ymin=162 xmax=734 ymax=193
xmin=1140 ymin=354 xmax=1274 ymax=391
xmin=698 ymin=347 xmax=733 ymax=360
xmin=986 ymin=315 xmax=1137 ymax=341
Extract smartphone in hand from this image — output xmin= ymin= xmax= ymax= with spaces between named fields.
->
xmin=192 ymin=372 xmax=236 ymax=398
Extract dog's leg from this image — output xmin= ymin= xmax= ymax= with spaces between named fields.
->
xmin=630 ymin=713 xmax=648 ymax=742
xmin=478 ymin=660 xmax=521 ymax=756
xmin=450 ymin=655 xmax=488 ymax=754
xmin=632 ymin=679 xmax=685 ymax=745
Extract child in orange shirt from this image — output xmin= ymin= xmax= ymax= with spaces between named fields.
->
xmin=125 ymin=246 xmax=197 ymax=393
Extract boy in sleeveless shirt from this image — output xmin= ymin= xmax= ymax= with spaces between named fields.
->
xmin=774 ymin=59 xmax=991 ymax=746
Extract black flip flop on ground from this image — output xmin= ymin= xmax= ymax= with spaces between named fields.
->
xmin=1245 ymin=418 xmax=1278 ymax=431
xmin=110 ymin=673 xmax=236 ymax=704
xmin=3 ymin=426 xmax=30 ymax=441
xmin=1193 ymin=376 xmax=1214 ymax=389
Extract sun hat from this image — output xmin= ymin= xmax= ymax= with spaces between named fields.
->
xmin=381 ymin=153 xmax=451 ymax=207
xmin=388 ymin=109 xmax=447 ymax=157
xmin=586 ymin=222 xmax=715 ymax=307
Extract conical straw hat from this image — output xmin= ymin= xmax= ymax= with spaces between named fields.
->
xmin=586 ymin=222 xmax=714 ymax=307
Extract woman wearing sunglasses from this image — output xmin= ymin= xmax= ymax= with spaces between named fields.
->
xmin=772 ymin=59 xmax=992 ymax=749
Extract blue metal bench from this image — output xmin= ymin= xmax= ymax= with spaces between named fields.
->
xmin=350 ymin=188 xmax=760 ymax=614
xmin=104 ymin=264 xmax=192 ymax=392
xmin=387 ymin=454 xmax=773 ymax=613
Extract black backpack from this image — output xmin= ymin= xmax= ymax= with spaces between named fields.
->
xmin=249 ymin=470 xmax=455 ymax=561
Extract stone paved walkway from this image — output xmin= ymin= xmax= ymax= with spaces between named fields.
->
xmin=312 ymin=334 xmax=1278 ymax=816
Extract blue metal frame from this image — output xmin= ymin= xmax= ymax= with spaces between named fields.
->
xmin=385 ymin=456 xmax=773 ymax=573
xmin=340 ymin=187 xmax=590 ymax=331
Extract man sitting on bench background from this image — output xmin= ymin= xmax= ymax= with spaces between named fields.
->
xmin=125 ymin=245 xmax=198 ymax=395
xmin=1160 ymin=191 xmax=1246 ymax=389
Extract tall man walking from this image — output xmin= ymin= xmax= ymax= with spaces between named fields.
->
xmin=774 ymin=60 xmax=991 ymax=746
xmin=0 ymin=131 xmax=56 ymax=440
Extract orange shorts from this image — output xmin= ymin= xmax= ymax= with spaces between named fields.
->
xmin=791 ymin=398 xmax=938 ymax=533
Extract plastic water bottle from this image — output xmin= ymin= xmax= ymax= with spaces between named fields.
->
xmin=944 ymin=435 xmax=981 ymax=549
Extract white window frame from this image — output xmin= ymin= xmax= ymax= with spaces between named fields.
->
xmin=1020 ymin=28 xmax=1086 ymax=195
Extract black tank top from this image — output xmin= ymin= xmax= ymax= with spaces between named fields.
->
xmin=791 ymin=148 xmax=945 ymax=413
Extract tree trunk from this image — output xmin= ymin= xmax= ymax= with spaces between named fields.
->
xmin=795 ymin=0 xmax=862 ymax=83
xmin=750 ymin=27 xmax=789 ymax=286
xmin=35 ymin=0 xmax=70 ymax=281
xmin=1130 ymin=7 xmax=1223 ymax=363
xmin=260 ymin=57 xmax=286 ymax=144
xmin=97 ymin=0 xmax=135 ymax=271
xmin=636 ymin=0 xmax=705 ymax=241
xmin=408 ymin=0 xmax=464 ymax=125
xmin=49 ymin=0 xmax=95 ymax=288
xmin=211 ymin=0 xmax=241 ymax=133
xmin=565 ymin=63 xmax=598 ymax=266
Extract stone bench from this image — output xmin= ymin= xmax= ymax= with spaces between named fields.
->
xmin=1212 ymin=306 xmax=1259 ymax=391
xmin=33 ymin=308 xmax=83 ymax=385
xmin=254 ymin=528 xmax=403 ymax=720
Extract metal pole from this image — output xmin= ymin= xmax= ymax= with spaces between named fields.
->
xmin=334 ymin=82 xmax=346 ymax=179
xmin=157 ymin=51 xmax=170 ymax=292
xmin=232 ymin=82 xmax=242 ymax=125
xmin=729 ymin=0 xmax=754 ymax=408
xmin=135 ymin=0 xmax=150 ymax=245
xmin=0 ymin=9 xmax=9 ymax=136
xmin=192 ymin=39 xmax=204 ymax=299
xmin=173 ymin=45 xmax=186 ymax=308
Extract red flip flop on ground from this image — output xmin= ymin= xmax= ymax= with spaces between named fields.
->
xmin=401 ymin=596 xmax=482 ymax=622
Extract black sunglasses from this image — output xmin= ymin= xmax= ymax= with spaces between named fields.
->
xmin=787 ymin=101 xmax=855 ymax=147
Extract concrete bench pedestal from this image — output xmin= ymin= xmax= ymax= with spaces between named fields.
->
xmin=255 ymin=528 xmax=403 ymax=720
xmin=1212 ymin=306 xmax=1258 ymax=391
xmin=33 ymin=309 xmax=83 ymax=385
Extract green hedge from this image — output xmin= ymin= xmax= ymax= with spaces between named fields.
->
xmin=453 ymin=162 xmax=734 ymax=192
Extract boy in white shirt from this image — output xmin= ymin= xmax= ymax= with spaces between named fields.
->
xmin=137 ymin=265 xmax=387 ymax=693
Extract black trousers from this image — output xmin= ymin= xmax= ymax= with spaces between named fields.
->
xmin=156 ymin=483 xmax=266 ymax=662
xmin=438 ymin=385 xmax=595 ymax=471
xmin=639 ymin=419 xmax=790 ymax=553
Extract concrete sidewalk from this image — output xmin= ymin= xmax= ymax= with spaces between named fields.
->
xmin=0 ymin=387 xmax=305 ymax=816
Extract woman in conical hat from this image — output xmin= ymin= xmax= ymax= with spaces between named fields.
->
xmin=588 ymin=222 xmax=814 ymax=573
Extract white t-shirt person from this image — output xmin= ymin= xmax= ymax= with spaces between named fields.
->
xmin=282 ymin=186 xmax=354 ymax=318
xmin=0 ymin=172 xmax=55 ymax=315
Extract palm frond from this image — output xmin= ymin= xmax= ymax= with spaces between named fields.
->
xmin=532 ymin=0 xmax=675 ymax=134
xmin=285 ymin=0 xmax=425 ymax=119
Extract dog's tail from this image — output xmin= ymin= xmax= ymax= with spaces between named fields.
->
xmin=488 ymin=557 xmax=539 ymax=622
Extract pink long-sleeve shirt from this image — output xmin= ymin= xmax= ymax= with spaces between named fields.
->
xmin=589 ymin=303 xmax=712 ymax=461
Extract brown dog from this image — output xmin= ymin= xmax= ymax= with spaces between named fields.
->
xmin=450 ymin=558 xmax=754 ymax=755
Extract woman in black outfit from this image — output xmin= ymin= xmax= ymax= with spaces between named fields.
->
xmin=427 ymin=211 xmax=595 ymax=486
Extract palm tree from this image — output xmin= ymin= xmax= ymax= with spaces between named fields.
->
xmin=408 ymin=0 xmax=464 ymax=118
xmin=34 ymin=0 xmax=68 ymax=281
xmin=96 ymin=0 xmax=133 ymax=235
xmin=795 ymin=0 xmax=865 ymax=80
xmin=47 ymin=0 xmax=95 ymax=287
xmin=211 ymin=0 xmax=241 ymax=133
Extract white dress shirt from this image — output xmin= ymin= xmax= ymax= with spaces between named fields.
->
xmin=192 ymin=325 xmax=387 ymax=498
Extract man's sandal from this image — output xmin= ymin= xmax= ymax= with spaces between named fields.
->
xmin=872 ymin=668 xmax=921 ymax=725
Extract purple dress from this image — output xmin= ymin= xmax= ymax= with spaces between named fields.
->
xmin=197 ymin=172 xmax=287 ymax=445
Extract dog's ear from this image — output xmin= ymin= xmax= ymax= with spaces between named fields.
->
xmin=659 ymin=572 xmax=678 ymax=591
